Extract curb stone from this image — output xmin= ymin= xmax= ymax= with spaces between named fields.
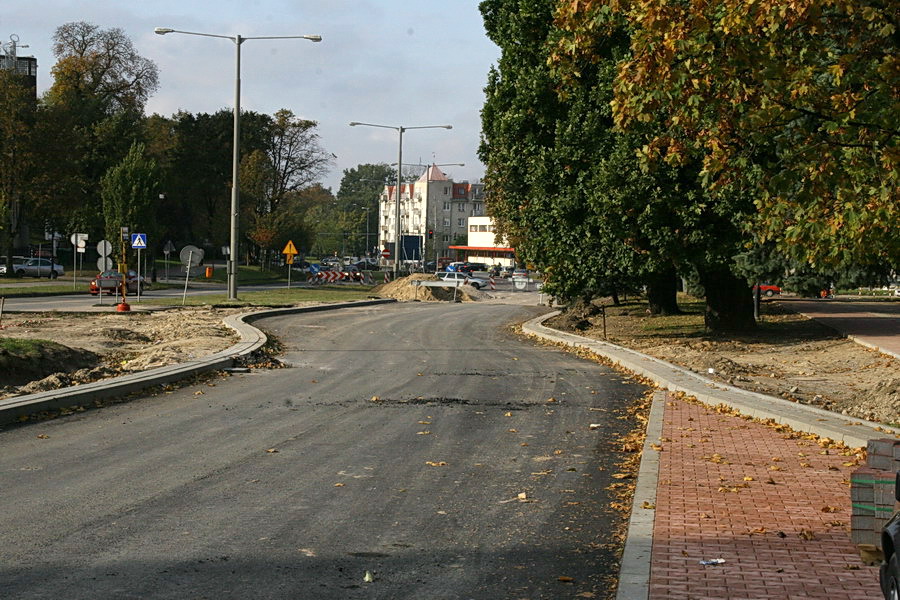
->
xmin=0 ymin=299 xmax=396 ymax=426
xmin=522 ymin=311 xmax=900 ymax=448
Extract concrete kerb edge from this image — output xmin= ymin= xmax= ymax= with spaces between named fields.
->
xmin=0 ymin=298 xmax=397 ymax=426
xmin=616 ymin=390 xmax=666 ymax=600
xmin=521 ymin=312 xmax=900 ymax=448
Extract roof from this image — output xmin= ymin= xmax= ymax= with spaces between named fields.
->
xmin=418 ymin=164 xmax=449 ymax=182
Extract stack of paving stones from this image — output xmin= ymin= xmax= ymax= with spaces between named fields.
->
xmin=851 ymin=438 xmax=900 ymax=563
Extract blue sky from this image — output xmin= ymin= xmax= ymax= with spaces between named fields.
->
xmin=3 ymin=1 xmax=500 ymax=191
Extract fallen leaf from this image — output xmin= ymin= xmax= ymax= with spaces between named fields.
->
xmin=418 ymin=421 xmax=431 ymax=425
xmin=650 ymin=444 xmax=663 ymax=451
xmin=194 ymin=390 xmax=204 ymax=396
xmin=821 ymin=506 xmax=840 ymax=513
xmin=504 ymin=412 xmax=512 ymax=417
xmin=641 ymin=501 xmax=655 ymax=509
xmin=518 ymin=492 xmax=528 ymax=501
xmin=36 ymin=434 xmax=49 ymax=439
xmin=743 ymin=476 xmax=754 ymax=481
xmin=508 ymin=429 xmax=518 ymax=433
xmin=425 ymin=461 xmax=447 ymax=467
xmin=266 ymin=448 xmax=278 ymax=453
xmin=798 ymin=529 xmax=816 ymax=540
xmin=416 ymin=431 xmax=432 ymax=435
xmin=334 ymin=483 xmax=345 ymax=487
xmin=547 ymin=397 xmax=558 ymax=403
xmin=371 ymin=396 xmax=380 ymax=402
xmin=611 ymin=473 xmax=631 ymax=480
xmin=557 ymin=576 xmax=575 ymax=583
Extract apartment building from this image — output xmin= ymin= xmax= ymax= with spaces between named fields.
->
xmin=378 ymin=164 xmax=486 ymax=264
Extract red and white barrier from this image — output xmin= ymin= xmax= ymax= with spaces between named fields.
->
xmin=489 ymin=276 xmax=496 ymax=291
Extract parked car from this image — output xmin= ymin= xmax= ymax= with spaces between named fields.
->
xmin=511 ymin=268 xmax=529 ymax=280
xmin=497 ymin=266 xmax=515 ymax=278
xmin=89 ymin=270 xmax=146 ymax=295
xmin=752 ymin=283 xmax=782 ymax=297
xmin=438 ymin=271 xmax=491 ymax=290
xmin=9 ymin=258 xmax=64 ymax=278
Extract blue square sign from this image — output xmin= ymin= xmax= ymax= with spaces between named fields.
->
xmin=131 ymin=233 xmax=147 ymax=249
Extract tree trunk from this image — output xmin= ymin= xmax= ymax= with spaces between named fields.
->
xmin=610 ymin=289 xmax=620 ymax=306
xmin=698 ymin=266 xmax=755 ymax=332
xmin=646 ymin=267 xmax=681 ymax=315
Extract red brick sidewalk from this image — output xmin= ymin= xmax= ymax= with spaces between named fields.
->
xmin=650 ymin=394 xmax=881 ymax=599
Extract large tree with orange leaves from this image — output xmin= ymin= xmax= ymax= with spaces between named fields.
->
xmin=554 ymin=0 xmax=898 ymax=268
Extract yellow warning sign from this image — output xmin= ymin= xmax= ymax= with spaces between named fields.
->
xmin=282 ymin=240 xmax=298 ymax=256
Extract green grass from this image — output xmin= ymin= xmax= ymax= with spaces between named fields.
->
xmin=0 ymin=337 xmax=49 ymax=356
xmin=0 ymin=284 xmax=83 ymax=296
xmin=140 ymin=285 xmax=378 ymax=307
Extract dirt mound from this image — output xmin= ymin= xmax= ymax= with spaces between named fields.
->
xmin=0 ymin=341 xmax=99 ymax=388
xmin=371 ymin=274 xmax=485 ymax=302
xmin=836 ymin=378 xmax=900 ymax=424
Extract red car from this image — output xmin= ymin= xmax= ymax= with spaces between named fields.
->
xmin=89 ymin=270 xmax=147 ymax=295
xmin=752 ymin=284 xmax=782 ymax=297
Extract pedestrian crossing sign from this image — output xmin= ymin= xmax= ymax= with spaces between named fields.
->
xmin=131 ymin=233 xmax=147 ymax=249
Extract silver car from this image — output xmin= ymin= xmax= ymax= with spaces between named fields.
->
xmin=9 ymin=258 xmax=65 ymax=278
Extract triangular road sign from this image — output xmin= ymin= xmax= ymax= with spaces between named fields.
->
xmin=282 ymin=240 xmax=298 ymax=255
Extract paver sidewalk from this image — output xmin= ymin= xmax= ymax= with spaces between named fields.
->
xmin=650 ymin=393 xmax=881 ymax=599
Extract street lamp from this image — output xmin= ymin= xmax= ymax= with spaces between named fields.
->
xmin=155 ymin=27 xmax=322 ymax=300
xmin=349 ymin=122 xmax=452 ymax=278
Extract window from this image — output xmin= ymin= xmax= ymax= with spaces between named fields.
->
xmin=474 ymin=203 xmax=482 ymax=214
xmin=458 ymin=203 xmax=466 ymax=212
xmin=457 ymin=218 xmax=465 ymax=227
xmin=443 ymin=202 xmax=451 ymax=211
xmin=443 ymin=186 xmax=449 ymax=195
xmin=443 ymin=218 xmax=450 ymax=227
xmin=442 ymin=235 xmax=450 ymax=242
xmin=478 ymin=225 xmax=488 ymax=232
xmin=469 ymin=225 xmax=477 ymax=232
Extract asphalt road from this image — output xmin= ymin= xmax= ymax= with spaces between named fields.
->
xmin=0 ymin=301 xmax=647 ymax=599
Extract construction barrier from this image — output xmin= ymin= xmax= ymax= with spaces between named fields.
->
xmin=489 ymin=276 xmax=496 ymax=291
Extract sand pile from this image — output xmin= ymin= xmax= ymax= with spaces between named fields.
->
xmin=370 ymin=273 xmax=485 ymax=302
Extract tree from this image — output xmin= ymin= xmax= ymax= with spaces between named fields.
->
xmin=265 ymin=109 xmax=331 ymax=214
xmin=556 ymin=0 xmax=899 ymax=268
xmin=47 ymin=22 xmax=158 ymax=115
xmin=43 ymin=22 xmax=160 ymax=240
xmin=480 ymin=0 xmax=755 ymax=329
xmin=0 ymin=69 xmax=37 ymax=276
xmin=336 ymin=163 xmax=395 ymax=256
xmin=101 ymin=143 xmax=159 ymax=265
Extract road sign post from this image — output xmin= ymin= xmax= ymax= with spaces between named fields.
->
xmin=282 ymin=240 xmax=298 ymax=289
xmin=130 ymin=234 xmax=147 ymax=303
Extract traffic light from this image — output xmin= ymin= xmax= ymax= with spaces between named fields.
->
xmin=428 ymin=229 xmax=434 ymax=239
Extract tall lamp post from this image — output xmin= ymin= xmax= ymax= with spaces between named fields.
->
xmin=155 ymin=27 xmax=322 ymax=300
xmin=349 ymin=122 xmax=452 ymax=278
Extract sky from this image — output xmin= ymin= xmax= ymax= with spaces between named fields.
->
xmin=3 ymin=0 xmax=500 ymax=192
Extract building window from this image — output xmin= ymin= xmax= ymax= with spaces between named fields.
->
xmin=469 ymin=224 xmax=477 ymax=232
xmin=458 ymin=203 xmax=466 ymax=212
xmin=443 ymin=218 xmax=450 ymax=227
xmin=457 ymin=218 xmax=465 ymax=227
xmin=443 ymin=202 xmax=451 ymax=211
xmin=442 ymin=235 xmax=450 ymax=242
xmin=444 ymin=186 xmax=449 ymax=195
xmin=478 ymin=225 xmax=488 ymax=232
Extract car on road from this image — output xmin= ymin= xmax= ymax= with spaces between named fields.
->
xmin=511 ymin=268 xmax=530 ymax=280
xmin=89 ymin=270 xmax=147 ymax=295
xmin=752 ymin=283 xmax=782 ymax=297
xmin=438 ymin=271 xmax=491 ymax=290
xmin=4 ymin=258 xmax=65 ymax=278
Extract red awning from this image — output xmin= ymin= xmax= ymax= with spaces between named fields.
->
xmin=448 ymin=246 xmax=515 ymax=252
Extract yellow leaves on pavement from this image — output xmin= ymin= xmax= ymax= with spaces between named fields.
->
xmin=425 ymin=461 xmax=447 ymax=467
xmin=416 ymin=431 xmax=432 ymax=436
xmin=36 ymin=434 xmax=49 ymax=439
xmin=334 ymin=483 xmax=345 ymax=487
xmin=266 ymin=448 xmax=278 ymax=453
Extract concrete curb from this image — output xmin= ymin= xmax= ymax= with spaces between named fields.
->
xmin=616 ymin=390 xmax=665 ymax=600
xmin=522 ymin=312 xmax=899 ymax=449
xmin=0 ymin=298 xmax=396 ymax=425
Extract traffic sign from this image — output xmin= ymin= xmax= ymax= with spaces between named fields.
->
xmin=180 ymin=245 xmax=204 ymax=267
xmin=70 ymin=233 xmax=88 ymax=246
xmin=97 ymin=257 xmax=113 ymax=272
xmin=282 ymin=240 xmax=298 ymax=256
xmin=381 ymin=248 xmax=390 ymax=258
xmin=97 ymin=240 xmax=112 ymax=257
xmin=163 ymin=240 xmax=176 ymax=255
xmin=131 ymin=233 xmax=147 ymax=249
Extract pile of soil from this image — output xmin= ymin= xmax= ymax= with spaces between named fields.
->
xmin=0 ymin=308 xmax=241 ymax=400
xmin=371 ymin=273 xmax=485 ymax=302
xmin=0 ymin=340 xmax=98 ymax=388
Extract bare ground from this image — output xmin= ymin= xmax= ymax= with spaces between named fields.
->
xmin=545 ymin=299 xmax=900 ymax=425
xmin=1 ymin=294 xmax=898 ymax=427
